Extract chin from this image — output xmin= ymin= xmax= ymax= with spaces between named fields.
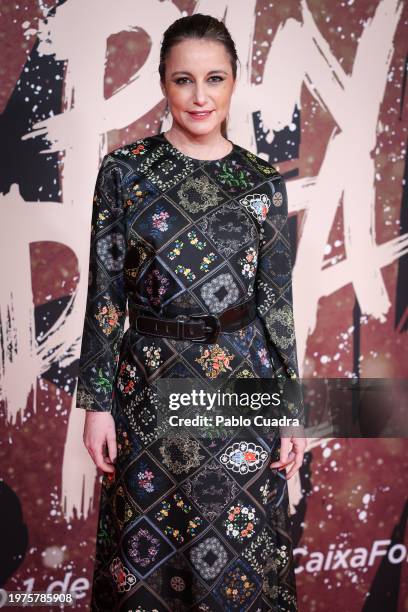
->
xmin=183 ymin=119 xmax=221 ymax=135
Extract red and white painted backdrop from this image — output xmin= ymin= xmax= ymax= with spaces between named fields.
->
xmin=0 ymin=1 xmax=407 ymax=610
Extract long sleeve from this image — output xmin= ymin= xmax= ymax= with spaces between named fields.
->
xmin=75 ymin=153 xmax=127 ymax=412
xmin=255 ymin=173 xmax=304 ymax=425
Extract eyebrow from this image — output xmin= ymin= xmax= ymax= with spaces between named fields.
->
xmin=170 ymin=70 xmax=229 ymax=77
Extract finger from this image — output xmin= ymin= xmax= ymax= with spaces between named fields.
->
xmin=86 ymin=447 xmax=96 ymax=465
xmin=270 ymin=450 xmax=295 ymax=468
xmin=106 ymin=433 xmax=117 ymax=466
xmin=94 ymin=442 xmax=115 ymax=473
xmin=279 ymin=437 xmax=292 ymax=464
xmin=278 ymin=451 xmax=303 ymax=473
xmin=292 ymin=439 xmax=307 ymax=453
xmin=279 ymin=457 xmax=295 ymax=471
xmin=273 ymin=439 xmax=306 ymax=474
xmin=285 ymin=455 xmax=304 ymax=479
xmin=272 ymin=458 xmax=296 ymax=474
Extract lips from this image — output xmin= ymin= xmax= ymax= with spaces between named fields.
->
xmin=187 ymin=110 xmax=213 ymax=119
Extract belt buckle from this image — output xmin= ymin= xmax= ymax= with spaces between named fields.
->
xmin=189 ymin=313 xmax=221 ymax=344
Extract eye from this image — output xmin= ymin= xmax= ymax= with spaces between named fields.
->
xmin=174 ymin=75 xmax=225 ymax=85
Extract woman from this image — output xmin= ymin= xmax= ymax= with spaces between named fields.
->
xmin=76 ymin=13 xmax=306 ymax=612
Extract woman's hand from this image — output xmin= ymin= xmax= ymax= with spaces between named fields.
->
xmin=83 ymin=411 xmax=117 ymax=474
xmin=270 ymin=429 xmax=307 ymax=479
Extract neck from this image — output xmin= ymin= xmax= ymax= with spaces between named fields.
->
xmin=164 ymin=124 xmax=231 ymax=158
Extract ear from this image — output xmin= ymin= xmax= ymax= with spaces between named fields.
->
xmin=160 ymin=81 xmax=166 ymax=98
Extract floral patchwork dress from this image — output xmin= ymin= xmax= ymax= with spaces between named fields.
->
xmin=76 ymin=132 xmax=303 ymax=611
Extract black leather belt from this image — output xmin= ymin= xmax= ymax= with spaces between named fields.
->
xmin=128 ymin=296 xmax=257 ymax=344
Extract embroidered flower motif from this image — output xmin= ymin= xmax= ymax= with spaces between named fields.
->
xmin=215 ymin=160 xmax=254 ymax=191
xmin=112 ymin=485 xmax=136 ymax=530
xmin=272 ymin=191 xmax=283 ymax=207
xmin=238 ymin=246 xmax=258 ymax=279
xmin=92 ymin=365 xmax=113 ymax=394
xmin=170 ymin=575 xmax=186 ymax=592
xmin=116 ymin=138 xmax=147 ymax=158
xmin=257 ymin=347 xmax=271 ymax=368
xmin=138 ymin=468 xmax=155 ymax=493
xmin=239 ymin=193 xmax=271 ymax=223
xmin=124 ymin=243 xmax=151 ymax=286
xmin=117 ymin=360 xmax=139 ymax=395
xmin=188 ymin=230 xmax=206 ymax=250
xmin=131 ymin=143 xmax=146 ymax=156
xmin=199 ymin=252 xmax=218 ymax=272
xmin=145 ymin=268 xmax=170 ymax=306
xmin=128 ymin=527 xmax=160 ymax=567
xmin=152 ymin=209 xmax=170 ymax=233
xmin=167 ymin=240 xmax=184 ymax=260
xmin=125 ymin=181 xmax=147 ymax=209
xmin=109 ymin=557 xmax=137 ymax=592
xmin=143 ymin=344 xmax=162 ymax=369
xmin=155 ymin=500 xmax=171 ymax=521
xmin=155 ymin=494 xmax=203 ymax=543
xmin=116 ymin=427 xmax=133 ymax=459
xmin=220 ymin=441 xmax=269 ymax=474
xmin=102 ymin=468 xmax=116 ymax=490
xmin=94 ymin=201 xmax=112 ymax=231
xmin=216 ymin=561 xmax=257 ymax=604
xmin=175 ymin=264 xmax=196 ymax=282
xmin=94 ymin=295 xmax=123 ymax=335
xmin=224 ymin=501 xmax=259 ymax=542
xmin=260 ymin=480 xmax=271 ymax=505
xmin=275 ymin=544 xmax=289 ymax=568
xmin=236 ymin=368 xmax=255 ymax=378
xmin=255 ymin=279 xmax=276 ymax=315
xmin=195 ymin=344 xmax=235 ymax=378
xmin=242 ymin=528 xmax=275 ymax=574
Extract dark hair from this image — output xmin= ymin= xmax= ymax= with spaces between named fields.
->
xmin=159 ymin=13 xmax=239 ymax=137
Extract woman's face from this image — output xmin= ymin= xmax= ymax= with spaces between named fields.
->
xmin=161 ymin=38 xmax=236 ymax=137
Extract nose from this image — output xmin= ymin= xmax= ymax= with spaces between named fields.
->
xmin=192 ymin=82 xmax=208 ymax=106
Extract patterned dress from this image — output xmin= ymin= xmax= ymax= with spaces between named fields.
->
xmin=76 ymin=132 xmax=303 ymax=611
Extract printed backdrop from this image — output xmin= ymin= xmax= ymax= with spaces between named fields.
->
xmin=0 ymin=0 xmax=407 ymax=610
